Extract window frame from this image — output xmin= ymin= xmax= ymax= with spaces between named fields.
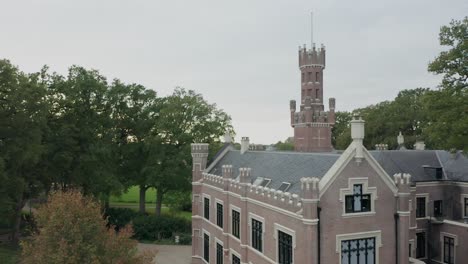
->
xmin=230 ymin=249 xmax=241 ymax=264
xmin=440 ymin=232 xmax=457 ymax=264
xmin=339 ymin=178 xmax=377 ymax=217
xmin=416 ymin=232 xmax=426 ymax=259
xmin=203 ymin=229 xmax=211 ymax=263
xmin=215 ymin=238 xmax=224 ymax=264
xmin=344 ymin=184 xmax=372 ymax=213
xmin=203 ymin=194 xmax=211 ymax=221
xmin=230 ymin=205 xmax=241 ymax=240
xmin=249 ymin=213 xmax=265 ymax=253
xmin=274 ymin=223 xmax=295 ymax=264
xmin=278 ymin=182 xmax=291 ymax=192
xmin=415 ymin=193 xmax=429 ymax=220
xmin=215 ymin=199 xmax=224 ymax=229
xmin=461 ymin=194 xmax=468 ymax=218
xmin=434 ymin=200 xmax=443 ymax=217
xmin=335 ymin=230 xmax=382 ymax=264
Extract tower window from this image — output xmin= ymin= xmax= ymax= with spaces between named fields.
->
xmin=308 ymin=72 xmax=312 ymax=82
xmin=301 ymin=73 xmax=305 ymax=83
xmin=315 ymin=72 xmax=319 ymax=82
xmin=315 ymin=89 xmax=319 ymax=98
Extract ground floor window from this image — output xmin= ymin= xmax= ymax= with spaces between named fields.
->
xmin=443 ymin=236 xmax=454 ymax=264
xmin=278 ymin=230 xmax=293 ymax=264
xmin=416 ymin=232 xmax=425 ymax=258
xmin=341 ymin=237 xmax=375 ymax=264
xmin=204 ymin=233 xmax=210 ymax=262
xmin=216 ymin=242 xmax=223 ymax=264
xmin=232 ymin=254 xmax=240 ymax=264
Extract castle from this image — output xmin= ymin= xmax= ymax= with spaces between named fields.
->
xmin=190 ymin=40 xmax=468 ymax=264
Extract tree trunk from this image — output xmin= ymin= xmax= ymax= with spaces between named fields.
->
xmin=139 ymin=185 xmax=147 ymax=214
xmin=155 ymin=189 xmax=164 ymax=216
xmin=12 ymin=194 xmax=26 ymax=245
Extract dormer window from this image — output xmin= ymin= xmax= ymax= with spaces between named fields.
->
xmin=259 ymin=178 xmax=271 ymax=188
xmin=423 ymin=166 xmax=443 ymax=180
xmin=278 ymin=182 xmax=291 ymax=192
xmin=345 ymin=184 xmax=371 ymax=213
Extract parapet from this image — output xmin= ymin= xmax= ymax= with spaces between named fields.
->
xmin=298 ymin=44 xmax=326 ymax=68
xmin=191 ymin=143 xmax=209 ymax=154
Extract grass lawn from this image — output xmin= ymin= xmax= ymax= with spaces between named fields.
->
xmin=110 ymin=186 xmax=157 ymax=204
xmin=0 ymin=244 xmax=19 ymax=264
xmin=109 ymin=202 xmax=192 ymax=221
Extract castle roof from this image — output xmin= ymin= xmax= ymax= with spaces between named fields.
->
xmin=207 ymin=147 xmax=468 ymax=194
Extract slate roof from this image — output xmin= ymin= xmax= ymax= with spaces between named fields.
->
xmin=208 ymin=149 xmax=340 ymax=194
xmin=207 ymin=147 xmax=468 ymax=194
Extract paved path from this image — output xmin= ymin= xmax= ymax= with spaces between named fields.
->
xmin=138 ymin=243 xmax=191 ymax=264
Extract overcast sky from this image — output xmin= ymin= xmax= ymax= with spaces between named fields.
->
xmin=1 ymin=0 xmax=466 ymax=144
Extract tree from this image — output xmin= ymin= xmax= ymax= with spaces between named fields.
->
xmin=274 ymin=140 xmax=294 ymax=151
xmin=332 ymin=111 xmax=352 ymax=150
xmin=424 ymin=17 xmax=468 ymax=152
xmin=0 ymin=60 xmax=49 ymax=244
xmin=147 ymin=88 xmax=233 ymax=216
xmin=21 ymin=190 xmax=154 ymax=264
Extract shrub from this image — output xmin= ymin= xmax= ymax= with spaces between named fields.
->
xmin=21 ymin=190 xmax=154 ymax=264
xmin=132 ymin=214 xmax=191 ymax=242
xmin=105 ymin=208 xmax=138 ymax=230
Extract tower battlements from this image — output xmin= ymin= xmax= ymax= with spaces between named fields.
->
xmin=298 ymin=44 xmax=326 ymax=68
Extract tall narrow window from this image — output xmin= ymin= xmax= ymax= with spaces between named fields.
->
xmin=416 ymin=197 xmax=426 ymax=218
xmin=315 ymin=89 xmax=319 ymax=98
xmin=251 ymin=218 xmax=263 ymax=252
xmin=308 ymin=72 xmax=312 ymax=82
xmin=301 ymin=73 xmax=305 ymax=83
xmin=416 ymin=232 xmax=425 ymax=258
xmin=434 ymin=200 xmax=443 ymax=217
xmin=204 ymin=197 xmax=210 ymax=220
xmin=232 ymin=254 xmax=240 ymax=264
xmin=345 ymin=184 xmax=371 ymax=213
xmin=278 ymin=230 xmax=293 ymax=264
xmin=464 ymin=198 xmax=468 ymax=218
xmin=315 ymin=72 xmax=319 ymax=82
xmin=232 ymin=210 xmax=240 ymax=239
xmin=216 ymin=242 xmax=223 ymax=264
xmin=341 ymin=237 xmax=375 ymax=264
xmin=216 ymin=203 xmax=223 ymax=228
xmin=204 ymin=233 xmax=210 ymax=262
xmin=443 ymin=236 xmax=455 ymax=264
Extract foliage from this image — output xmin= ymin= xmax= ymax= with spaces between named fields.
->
xmin=332 ymin=111 xmax=352 ymax=150
xmin=274 ymin=140 xmax=294 ymax=151
xmin=132 ymin=214 xmax=191 ymax=242
xmin=110 ymin=186 xmax=157 ymax=204
xmin=424 ymin=16 xmax=468 ymax=152
xmin=104 ymin=207 xmax=139 ymax=230
xmin=0 ymin=244 xmax=18 ymax=264
xmin=21 ymin=190 xmax=153 ymax=264
xmin=163 ymin=190 xmax=192 ymax=212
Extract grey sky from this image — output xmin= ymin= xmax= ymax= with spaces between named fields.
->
xmin=1 ymin=0 xmax=466 ymax=144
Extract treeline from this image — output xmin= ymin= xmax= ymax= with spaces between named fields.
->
xmin=333 ymin=17 xmax=467 ymax=151
xmin=0 ymin=60 xmax=232 ymax=244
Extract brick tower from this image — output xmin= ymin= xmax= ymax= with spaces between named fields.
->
xmin=290 ymin=44 xmax=336 ymax=152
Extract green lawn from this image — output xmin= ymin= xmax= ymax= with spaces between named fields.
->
xmin=0 ymin=244 xmax=19 ymax=264
xmin=110 ymin=186 xmax=157 ymax=204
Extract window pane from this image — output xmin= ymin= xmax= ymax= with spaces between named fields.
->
xmin=204 ymin=198 xmax=210 ymax=220
xmin=232 ymin=255 xmax=240 ymax=264
xmin=232 ymin=210 xmax=240 ymax=238
xmin=204 ymin=233 xmax=210 ymax=262
xmin=278 ymin=231 xmax=292 ymax=264
xmin=252 ymin=219 xmax=263 ymax=252
xmin=217 ymin=203 xmax=223 ymax=228
xmin=216 ymin=243 xmax=223 ymax=264
xmin=465 ymin=198 xmax=468 ymax=217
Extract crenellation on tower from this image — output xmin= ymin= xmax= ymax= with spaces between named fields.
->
xmin=290 ymin=43 xmax=335 ymax=152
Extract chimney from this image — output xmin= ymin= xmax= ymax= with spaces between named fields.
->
xmin=350 ymin=115 xmax=365 ymax=163
xmin=240 ymin=137 xmax=250 ymax=154
xmin=223 ymin=132 xmax=232 ymax=143
xmin=414 ymin=141 xmax=425 ymax=150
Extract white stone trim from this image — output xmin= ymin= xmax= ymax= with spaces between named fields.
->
xmin=440 ymin=232 xmax=458 ymax=264
xmin=201 ymin=183 xmax=303 ymax=220
xmin=274 ymin=223 xmax=296 ymax=264
xmin=230 ymin=204 xmax=241 ymax=241
xmin=443 ymin=219 xmax=468 ymax=228
xmin=409 ymin=239 xmax=415 ymax=258
xmin=336 ymin=230 xmax=382 ymax=264
xmin=248 ymin=213 xmax=265 ymax=253
xmin=339 ymin=177 xmax=377 ymax=217
xmin=230 ymin=248 xmax=242 ymax=263
xmin=415 ymin=194 xmax=429 ymax=219
xmin=461 ymin=194 xmax=468 ymax=218
xmin=320 ymin=141 xmax=398 ymax=198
